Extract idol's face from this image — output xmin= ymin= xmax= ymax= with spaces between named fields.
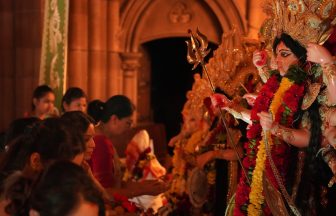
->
xmin=275 ymin=41 xmax=299 ymax=75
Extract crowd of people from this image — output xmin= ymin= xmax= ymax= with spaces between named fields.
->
xmin=0 ymin=87 xmax=168 ymax=216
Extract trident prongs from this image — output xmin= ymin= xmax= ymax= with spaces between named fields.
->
xmin=185 ymin=29 xmax=251 ymax=186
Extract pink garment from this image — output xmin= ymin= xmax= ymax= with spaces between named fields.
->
xmin=89 ymin=135 xmax=116 ymax=188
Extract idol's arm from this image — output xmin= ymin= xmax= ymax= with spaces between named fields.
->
xmin=270 ymin=123 xmax=311 ymax=148
xmin=322 ymin=63 xmax=336 ymax=105
xmin=224 ymin=106 xmax=252 ymax=125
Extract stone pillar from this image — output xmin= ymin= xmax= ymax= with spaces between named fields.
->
xmin=14 ymin=0 xmax=43 ymax=118
xmin=106 ymin=0 xmax=121 ymax=97
xmin=121 ymin=52 xmax=142 ymax=120
xmin=0 ymin=0 xmax=15 ymax=131
xmin=247 ymin=0 xmax=266 ymax=39
xmin=88 ymin=0 xmax=107 ymax=100
xmin=68 ymin=0 xmax=88 ymax=91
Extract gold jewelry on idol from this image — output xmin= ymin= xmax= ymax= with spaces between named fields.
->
xmin=261 ymin=0 xmax=336 ymax=47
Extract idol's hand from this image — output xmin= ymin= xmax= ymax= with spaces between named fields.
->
xmin=210 ymin=93 xmax=231 ymax=110
xmin=307 ymin=43 xmax=333 ymax=65
xmin=257 ymin=111 xmax=273 ymax=131
xmin=325 ymin=126 xmax=336 ymax=149
xmin=243 ymin=93 xmax=258 ymax=106
xmin=196 ymin=151 xmax=215 ymax=169
xmin=253 ymin=50 xmax=268 ymax=69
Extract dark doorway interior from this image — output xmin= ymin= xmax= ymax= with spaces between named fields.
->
xmin=144 ymin=38 xmax=217 ymax=152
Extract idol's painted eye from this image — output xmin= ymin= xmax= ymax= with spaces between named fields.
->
xmin=280 ymin=51 xmax=292 ymax=58
xmin=276 ymin=48 xmax=293 ymax=58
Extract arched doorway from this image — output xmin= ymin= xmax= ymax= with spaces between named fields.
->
xmin=119 ymin=0 xmax=245 ymax=147
xmin=142 ymin=38 xmax=217 ymax=146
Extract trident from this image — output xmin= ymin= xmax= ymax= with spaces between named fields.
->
xmin=186 ymin=29 xmax=250 ymax=185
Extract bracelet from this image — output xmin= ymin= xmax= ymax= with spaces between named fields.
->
xmin=270 ymin=123 xmax=281 ymax=137
xmin=322 ymin=63 xmax=336 ymax=81
xmin=321 ymin=145 xmax=336 ymax=164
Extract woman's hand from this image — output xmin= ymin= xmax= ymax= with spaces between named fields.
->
xmin=307 ymin=43 xmax=333 ymax=65
xmin=257 ymin=112 xmax=273 ymax=131
xmin=126 ymin=180 xmax=168 ymax=197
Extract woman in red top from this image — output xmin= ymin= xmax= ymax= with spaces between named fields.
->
xmin=88 ymin=95 xmax=167 ymax=198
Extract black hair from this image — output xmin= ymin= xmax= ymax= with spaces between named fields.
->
xmin=87 ymin=100 xmax=105 ymax=125
xmin=61 ymin=87 xmax=87 ymax=112
xmin=29 ymin=118 xmax=85 ymax=164
xmin=31 ymin=85 xmax=54 ymax=111
xmin=3 ymin=161 xmax=105 ymax=216
xmin=61 ymin=111 xmax=95 ymax=134
xmin=273 ymin=33 xmax=307 ymax=65
xmin=29 ymin=161 xmax=105 ymax=216
xmin=295 ymin=101 xmax=328 ymax=215
xmin=0 ymin=118 xmax=85 ymax=193
xmin=89 ymin=95 xmax=135 ymax=123
xmin=4 ymin=117 xmax=40 ymax=146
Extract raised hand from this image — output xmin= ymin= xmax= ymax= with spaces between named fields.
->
xmin=307 ymin=43 xmax=333 ymax=65
xmin=243 ymin=93 xmax=258 ymax=106
xmin=253 ymin=50 xmax=268 ymax=69
xmin=210 ymin=93 xmax=231 ymax=109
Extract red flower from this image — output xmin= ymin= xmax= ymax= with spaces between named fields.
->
xmin=113 ymin=193 xmax=128 ymax=202
xmin=122 ymin=201 xmax=138 ymax=212
xmin=247 ymin=124 xmax=262 ymax=139
xmin=234 ymin=75 xmax=307 ymax=215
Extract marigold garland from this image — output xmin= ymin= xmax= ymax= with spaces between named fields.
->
xmin=234 ymin=66 xmax=306 ymax=216
xmin=234 ymin=75 xmax=280 ymax=216
xmin=247 ymin=77 xmax=295 ymax=215
xmin=269 ymin=78 xmax=294 ymax=118
xmin=247 ymin=138 xmax=267 ymax=215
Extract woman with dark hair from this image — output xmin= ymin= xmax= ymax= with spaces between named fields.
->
xmin=0 ymin=118 xmax=86 ymax=216
xmin=61 ymin=87 xmax=87 ymax=113
xmin=89 ymin=95 xmax=167 ymax=198
xmin=61 ymin=111 xmax=95 ymax=161
xmin=0 ymin=118 xmax=85 ymax=184
xmin=29 ymin=160 xmax=105 ymax=216
xmin=87 ymin=99 xmax=105 ymax=125
xmin=3 ymin=118 xmax=40 ymax=147
xmin=29 ymin=85 xmax=55 ymax=120
xmin=61 ymin=111 xmax=111 ymax=201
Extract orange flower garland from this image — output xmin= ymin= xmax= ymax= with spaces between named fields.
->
xmin=247 ymin=78 xmax=294 ymax=215
xmin=234 ymin=66 xmax=306 ymax=216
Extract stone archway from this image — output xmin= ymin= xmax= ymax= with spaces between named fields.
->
xmin=121 ymin=0 xmax=246 ymax=51
xmin=119 ymin=0 xmax=246 ymax=123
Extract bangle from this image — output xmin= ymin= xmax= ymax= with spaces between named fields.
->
xmin=321 ymin=145 xmax=336 ymax=164
xmin=322 ymin=63 xmax=336 ymax=81
xmin=270 ymin=123 xmax=281 ymax=137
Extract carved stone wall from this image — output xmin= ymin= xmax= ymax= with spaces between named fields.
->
xmin=0 ymin=0 xmax=267 ymax=131
xmin=119 ymin=0 xmax=247 ymax=124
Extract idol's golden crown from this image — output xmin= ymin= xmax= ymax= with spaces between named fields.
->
xmin=262 ymin=0 xmax=336 ymax=46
